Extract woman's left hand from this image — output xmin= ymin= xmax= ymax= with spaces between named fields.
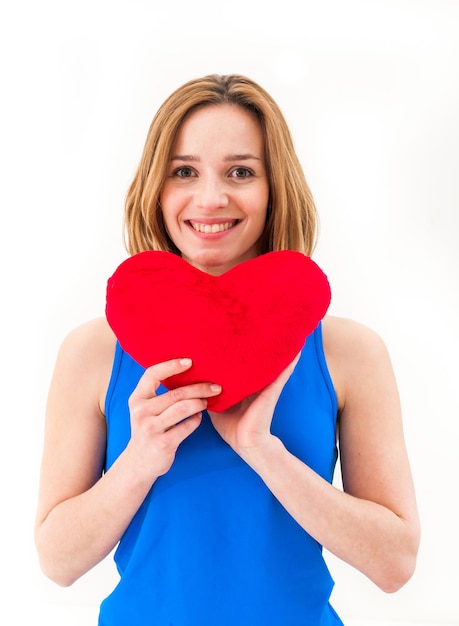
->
xmin=208 ymin=352 xmax=300 ymax=458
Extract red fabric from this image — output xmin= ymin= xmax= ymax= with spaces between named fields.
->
xmin=106 ymin=250 xmax=331 ymax=411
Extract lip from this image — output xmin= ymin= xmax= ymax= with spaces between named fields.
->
xmin=186 ymin=219 xmax=241 ymax=235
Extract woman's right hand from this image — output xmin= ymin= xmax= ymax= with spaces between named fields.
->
xmin=35 ymin=320 xmax=222 ymax=586
xmin=126 ymin=358 xmax=222 ymax=479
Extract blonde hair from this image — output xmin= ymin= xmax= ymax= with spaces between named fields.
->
xmin=124 ymin=74 xmax=318 ymax=256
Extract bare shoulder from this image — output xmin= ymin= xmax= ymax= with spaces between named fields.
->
xmin=321 ymin=318 xmax=419 ymax=555
xmin=37 ymin=318 xmax=118 ymax=531
xmin=321 ymin=315 xmax=389 ymax=356
xmin=53 ymin=317 xmax=117 ymax=413
xmin=59 ymin=316 xmax=116 ymax=355
xmin=321 ymin=315 xmax=394 ymax=410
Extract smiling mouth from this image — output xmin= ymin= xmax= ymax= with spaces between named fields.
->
xmin=188 ymin=220 xmax=240 ymax=234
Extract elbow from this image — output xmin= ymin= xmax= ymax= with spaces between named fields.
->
xmin=373 ymin=526 xmax=421 ymax=594
xmin=35 ymin=529 xmax=80 ymax=588
xmin=377 ymin=554 xmax=417 ymax=594
xmin=37 ymin=556 xmax=80 ymax=588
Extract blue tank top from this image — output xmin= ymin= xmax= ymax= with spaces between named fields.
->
xmin=99 ymin=322 xmax=343 ymax=625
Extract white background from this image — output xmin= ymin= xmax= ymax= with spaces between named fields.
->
xmin=1 ymin=1 xmax=458 ymax=624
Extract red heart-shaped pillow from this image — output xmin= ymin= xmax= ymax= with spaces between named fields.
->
xmin=105 ymin=250 xmax=331 ymax=411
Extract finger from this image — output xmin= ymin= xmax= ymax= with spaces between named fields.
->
xmin=261 ymin=351 xmax=302 ymax=397
xmin=165 ymin=410 xmax=203 ymax=433
xmin=155 ymin=397 xmax=208 ymax=431
xmin=154 ymin=386 xmax=224 ymax=430
xmin=280 ymin=351 xmax=301 ymax=381
xmin=149 ymin=382 xmax=222 ymax=416
xmin=284 ymin=351 xmax=301 ymax=377
xmin=165 ymin=412 xmax=203 ymax=446
xmin=134 ymin=358 xmax=193 ymax=400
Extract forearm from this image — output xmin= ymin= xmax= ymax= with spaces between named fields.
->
xmin=241 ymin=436 xmax=418 ymax=592
xmin=35 ymin=446 xmax=156 ymax=587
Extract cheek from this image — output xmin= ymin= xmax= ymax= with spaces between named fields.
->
xmin=159 ymin=209 xmax=178 ymax=244
xmin=254 ymin=187 xmax=269 ymax=220
xmin=160 ymin=186 xmax=189 ymax=218
xmin=252 ymin=201 xmax=269 ymax=228
xmin=159 ymin=192 xmax=178 ymax=228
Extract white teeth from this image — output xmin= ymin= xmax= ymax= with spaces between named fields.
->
xmin=190 ymin=221 xmax=237 ymax=233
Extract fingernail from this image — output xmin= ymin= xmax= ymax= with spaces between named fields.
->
xmin=210 ymin=384 xmax=222 ymax=392
xmin=179 ymin=358 xmax=192 ymax=366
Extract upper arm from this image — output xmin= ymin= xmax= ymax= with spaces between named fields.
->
xmin=35 ymin=318 xmax=116 ymax=528
xmin=323 ymin=316 xmax=419 ymax=526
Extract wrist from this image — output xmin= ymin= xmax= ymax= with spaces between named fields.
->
xmin=238 ymin=434 xmax=285 ymax=471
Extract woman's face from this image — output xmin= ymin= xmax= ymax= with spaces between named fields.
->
xmin=160 ymin=104 xmax=269 ymax=275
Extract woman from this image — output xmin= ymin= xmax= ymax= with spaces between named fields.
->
xmin=35 ymin=74 xmax=420 ymax=625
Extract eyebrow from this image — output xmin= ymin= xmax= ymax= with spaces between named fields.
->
xmin=169 ymin=154 xmax=262 ymax=162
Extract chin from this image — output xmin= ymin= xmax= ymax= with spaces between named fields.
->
xmin=184 ymin=251 xmax=234 ymax=274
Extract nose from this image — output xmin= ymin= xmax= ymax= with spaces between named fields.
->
xmin=194 ymin=175 xmax=229 ymax=211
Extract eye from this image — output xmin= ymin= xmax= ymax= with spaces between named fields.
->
xmin=230 ymin=167 xmax=253 ymax=179
xmin=173 ymin=166 xmax=196 ymax=178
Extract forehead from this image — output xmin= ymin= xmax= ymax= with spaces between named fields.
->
xmin=173 ymin=104 xmax=264 ymax=152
